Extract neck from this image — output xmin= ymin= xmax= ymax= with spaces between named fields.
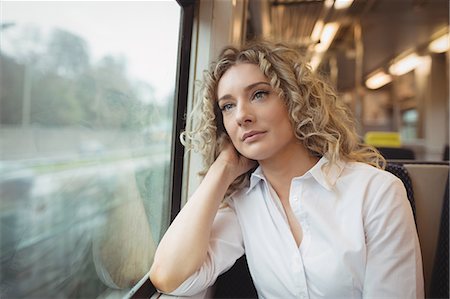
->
xmin=259 ymin=143 xmax=319 ymax=202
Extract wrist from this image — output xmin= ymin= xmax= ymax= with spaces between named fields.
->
xmin=210 ymin=159 xmax=238 ymax=186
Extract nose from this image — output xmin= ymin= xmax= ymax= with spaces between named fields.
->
xmin=235 ymin=101 xmax=254 ymax=126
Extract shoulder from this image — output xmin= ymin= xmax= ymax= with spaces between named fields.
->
xmin=343 ymin=162 xmax=410 ymax=212
xmin=342 ymin=161 xmax=400 ymax=186
xmin=338 ymin=161 xmax=407 ymax=206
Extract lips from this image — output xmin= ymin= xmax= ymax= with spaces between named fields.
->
xmin=242 ymin=130 xmax=266 ymax=142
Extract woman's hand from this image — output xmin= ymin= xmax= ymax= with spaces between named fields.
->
xmin=215 ymin=135 xmax=257 ymax=182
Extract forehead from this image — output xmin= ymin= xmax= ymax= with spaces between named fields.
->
xmin=217 ymin=63 xmax=268 ymax=98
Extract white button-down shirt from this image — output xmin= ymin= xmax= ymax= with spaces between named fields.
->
xmin=169 ymin=157 xmax=424 ymax=298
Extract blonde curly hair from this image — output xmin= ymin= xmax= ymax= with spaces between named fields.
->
xmin=181 ymin=40 xmax=385 ymax=195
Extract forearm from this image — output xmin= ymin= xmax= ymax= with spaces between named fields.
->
xmin=149 ymin=161 xmax=235 ymax=293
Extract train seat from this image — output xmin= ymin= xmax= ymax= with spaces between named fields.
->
xmin=443 ymin=144 xmax=449 ymax=161
xmin=377 ymin=147 xmax=416 ymax=160
xmin=402 ymin=162 xmax=449 ymax=297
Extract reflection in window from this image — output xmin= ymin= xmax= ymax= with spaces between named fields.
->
xmin=0 ymin=2 xmax=180 ymax=298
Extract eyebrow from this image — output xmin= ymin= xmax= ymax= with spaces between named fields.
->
xmin=218 ymin=81 xmax=271 ymax=102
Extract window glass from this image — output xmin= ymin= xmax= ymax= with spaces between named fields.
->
xmin=401 ymin=109 xmax=418 ymax=140
xmin=0 ymin=1 xmax=180 ymax=297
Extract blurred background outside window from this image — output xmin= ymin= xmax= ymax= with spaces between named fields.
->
xmin=0 ymin=1 xmax=180 ymax=298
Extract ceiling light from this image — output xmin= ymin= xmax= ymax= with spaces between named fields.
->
xmin=389 ymin=53 xmax=424 ymax=76
xmin=324 ymin=0 xmax=334 ymax=8
xmin=429 ymin=33 xmax=449 ymax=53
xmin=310 ymin=21 xmax=324 ymax=42
xmin=334 ymin=0 xmax=354 ymax=10
xmin=365 ymin=71 xmax=392 ymax=89
xmin=315 ymin=22 xmax=339 ymax=53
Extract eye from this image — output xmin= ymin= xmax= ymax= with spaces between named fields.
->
xmin=220 ymin=103 xmax=234 ymax=112
xmin=253 ymin=90 xmax=269 ymax=101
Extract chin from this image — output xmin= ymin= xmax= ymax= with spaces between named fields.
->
xmin=236 ymin=143 xmax=274 ymax=161
xmin=239 ymin=149 xmax=271 ymax=162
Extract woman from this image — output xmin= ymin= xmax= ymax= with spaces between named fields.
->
xmin=149 ymin=41 xmax=423 ymax=298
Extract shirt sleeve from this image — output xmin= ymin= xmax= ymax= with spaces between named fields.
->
xmin=167 ymin=201 xmax=245 ymax=297
xmin=362 ymin=175 xmax=424 ymax=298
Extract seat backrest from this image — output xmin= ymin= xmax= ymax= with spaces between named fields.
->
xmin=211 ymin=255 xmax=257 ymax=298
xmin=403 ymin=163 xmax=449 ymax=296
xmin=429 ymin=177 xmax=449 ymax=298
xmin=378 ymin=147 xmax=416 ymax=160
xmin=443 ymin=144 xmax=449 ymax=161
xmin=385 ymin=163 xmax=416 ymax=221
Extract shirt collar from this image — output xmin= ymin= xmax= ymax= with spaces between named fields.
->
xmin=248 ymin=165 xmax=265 ymax=194
xmin=308 ymin=156 xmax=346 ymax=191
xmin=246 ymin=156 xmax=346 ymax=194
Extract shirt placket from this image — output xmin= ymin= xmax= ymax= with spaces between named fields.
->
xmin=291 ymin=252 xmax=309 ymax=298
xmin=290 ymin=180 xmax=310 ymax=299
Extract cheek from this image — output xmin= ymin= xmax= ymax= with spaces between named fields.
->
xmin=267 ymin=106 xmax=288 ymax=124
xmin=223 ymin=118 xmax=241 ymax=144
xmin=271 ymin=108 xmax=294 ymax=134
xmin=222 ymin=117 xmax=233 ymax=135
xmin=276 ymin=104 xmax=291 ymax=121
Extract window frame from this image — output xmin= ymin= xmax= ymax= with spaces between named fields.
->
xmin=169 ymin=0 xmax=196 ymax=223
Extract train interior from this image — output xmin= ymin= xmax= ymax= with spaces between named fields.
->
xmin=0 ymin=0 xmax=448 ymax=298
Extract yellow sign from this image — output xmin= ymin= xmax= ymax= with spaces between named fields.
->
xmin=364 ymin=131 xmax=402 ymax=147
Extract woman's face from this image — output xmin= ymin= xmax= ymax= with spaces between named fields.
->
xmin=216 ymin=63 xmax=299 ymax=162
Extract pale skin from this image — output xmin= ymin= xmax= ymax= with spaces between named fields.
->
xmin=149 ymin=63 xmax=319 ymax=293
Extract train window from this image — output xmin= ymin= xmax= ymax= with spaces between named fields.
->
xmin=401 ymin=109 xmax=419 ymax=140
xmin=1 ymin=1 xmax=181 ymax=298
